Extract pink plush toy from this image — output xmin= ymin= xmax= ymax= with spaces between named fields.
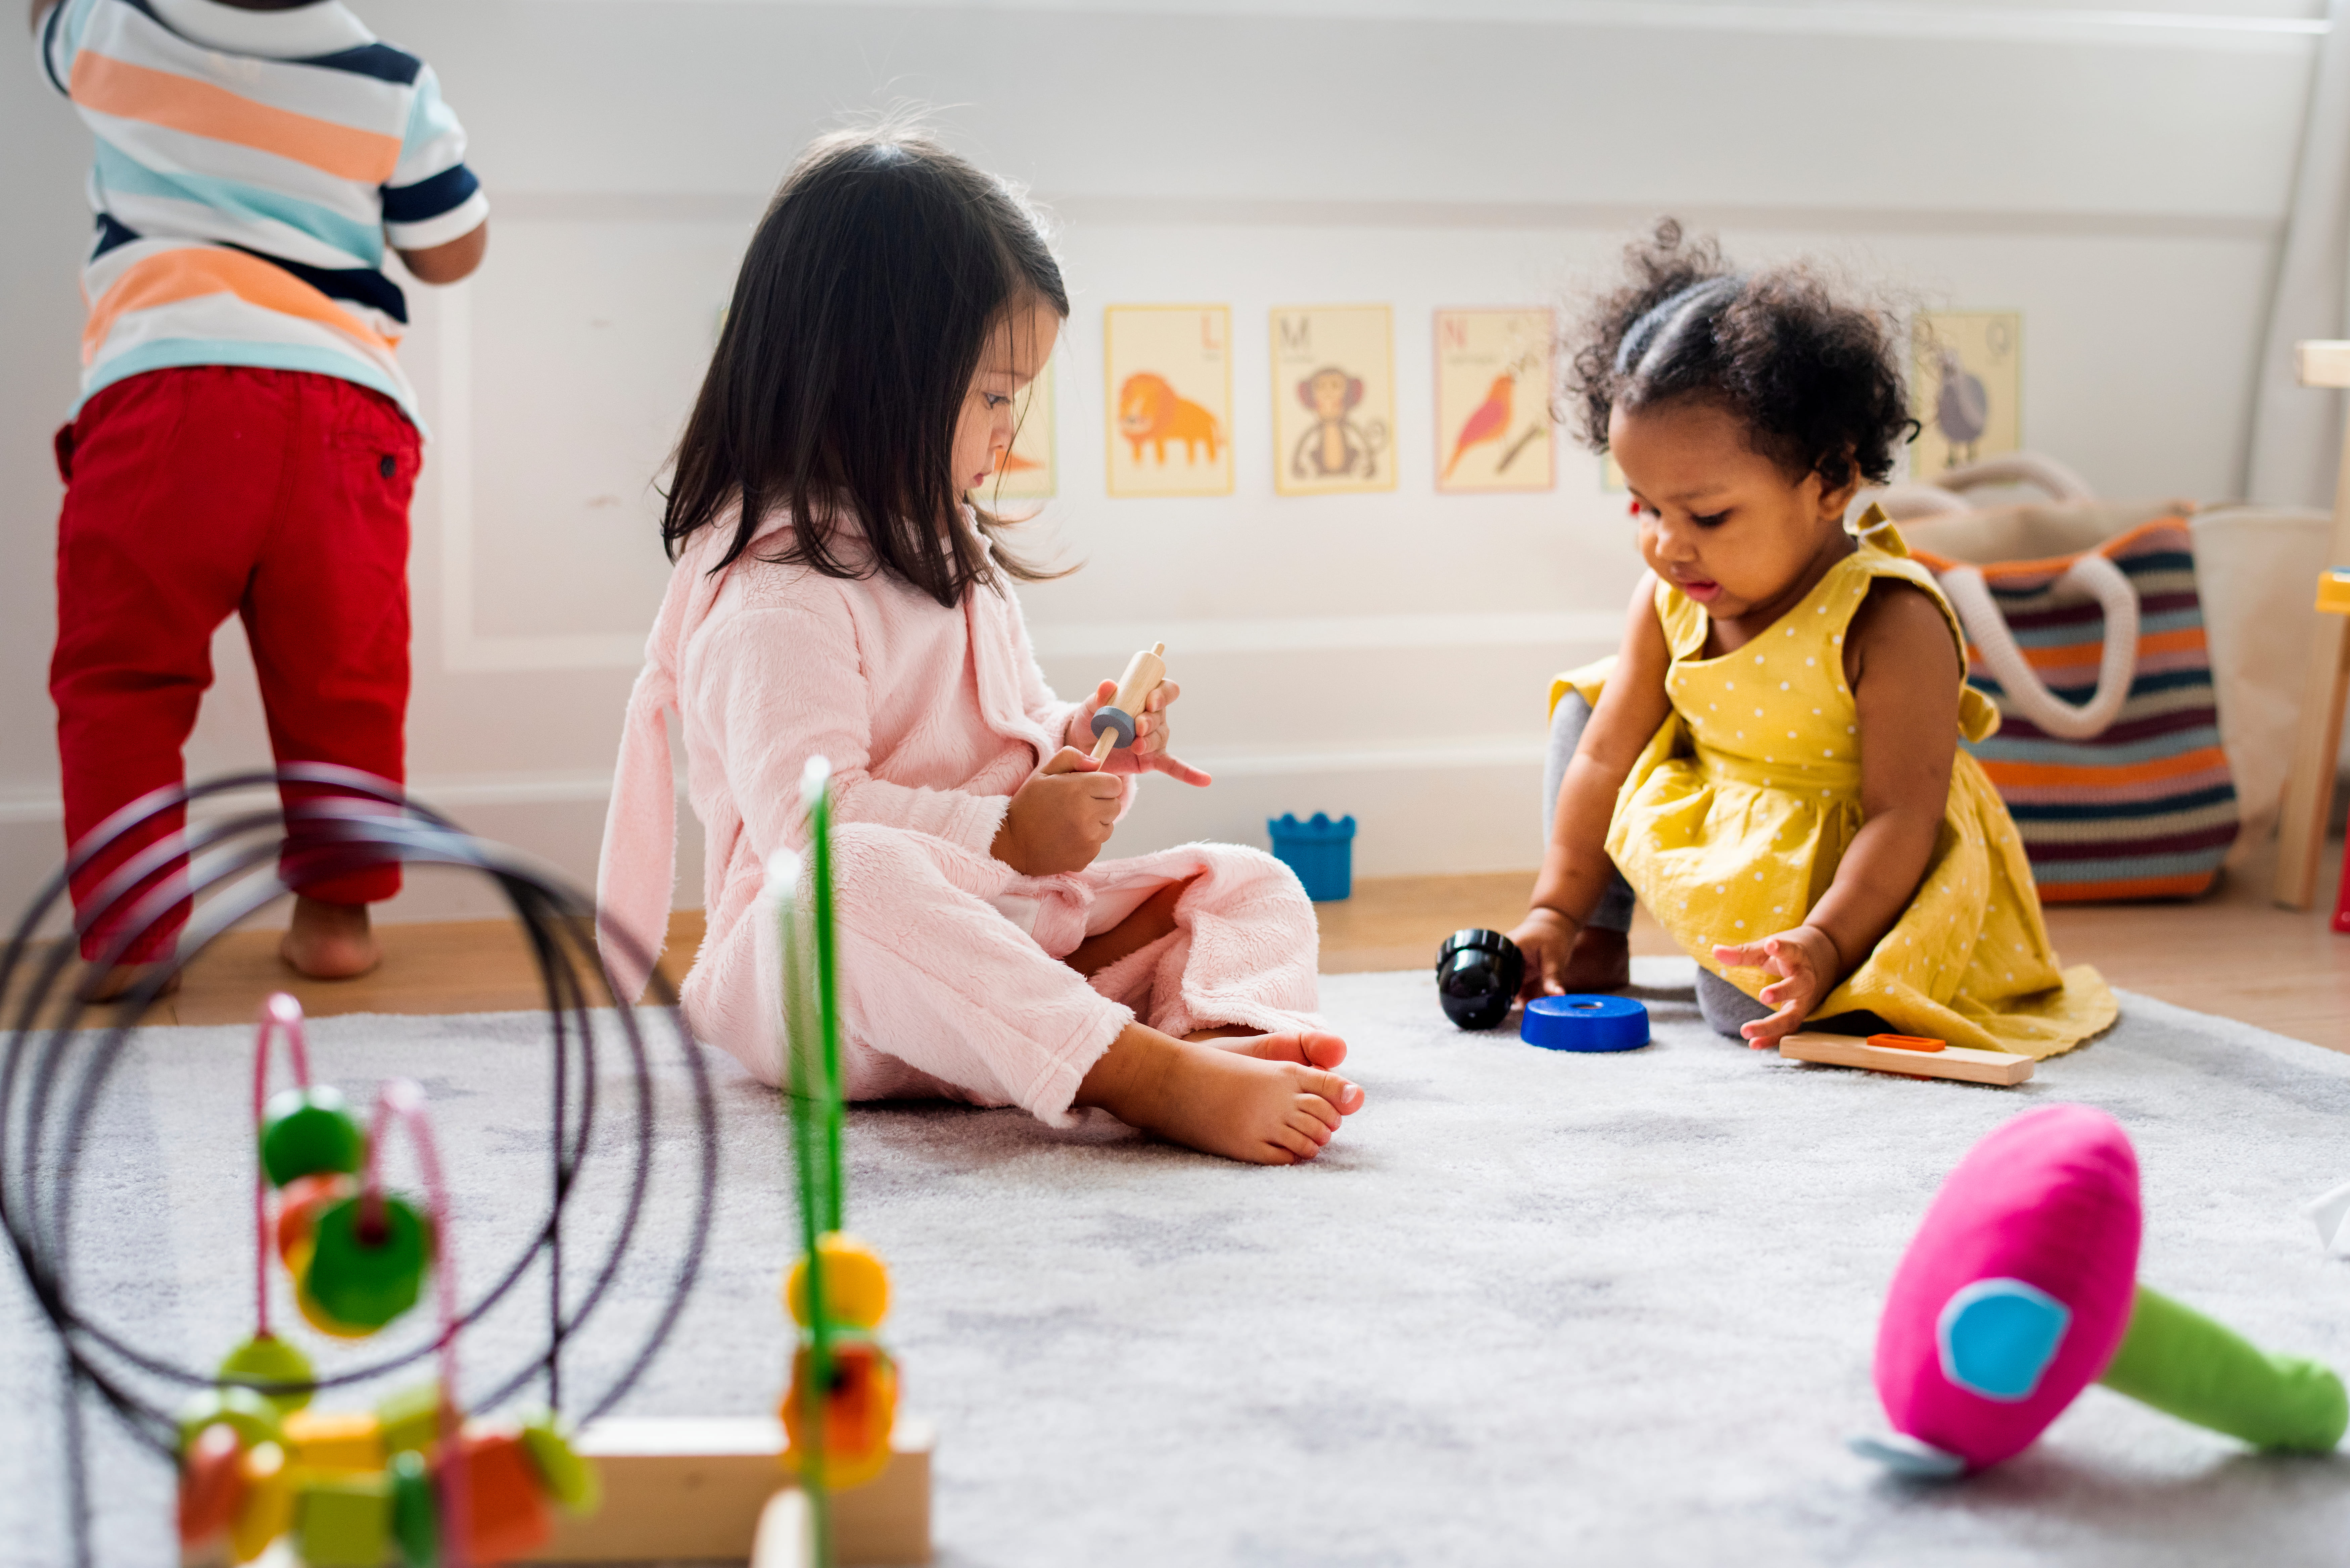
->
xmin=1856 ymin=1104 xmax=2347 ymax=1477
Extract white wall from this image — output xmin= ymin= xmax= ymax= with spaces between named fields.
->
xmin=0 ymin=0 xmax=2323 ymax=924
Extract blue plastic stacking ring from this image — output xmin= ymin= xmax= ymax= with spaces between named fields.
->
xmin=1521 ymin=995 xmax=1650 ymax=1052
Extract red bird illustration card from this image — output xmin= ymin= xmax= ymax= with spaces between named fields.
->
xmin=1271 ymin=304 xmax=1395 ymax=497
xmin=1434 ymin=308 xmax=1554 ymax=494
xmin=1104 ymin=305 xmax=1234 ymax=497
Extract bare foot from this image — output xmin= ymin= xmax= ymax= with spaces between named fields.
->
xmin=1557 ymin=925 xmax=1631 ymax=993
xmin=279 ymin=896 xmax=381 ymax=980
xmin=1077 ymin=1023 xmax=1364 ymax=1165
xmin=1188 ymin=1028 xmax=1349 ymax=1072
xmin=78 ymin=964 xmax=182 ymax=1003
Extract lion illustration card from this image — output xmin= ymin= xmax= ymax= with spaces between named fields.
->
xmin=1434 ymin=308 xmax=1554 ymax=494
xmin=976 ymin=359 xmax=1055 ymax=505
xmin=1271 ymin=304 xmax=1395 ymax=497
xmin=1104 ymin=305 xmax=1233 ymax=497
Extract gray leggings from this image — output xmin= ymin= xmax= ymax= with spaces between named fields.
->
xmin=1545 ymin=694 xmax=1780 ymax=1040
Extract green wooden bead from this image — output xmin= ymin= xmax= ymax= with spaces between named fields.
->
xmin=296 ymin=1472 xmax=391 ymax=1568
xmin=306 ymin=1195 xmax=431 ymax=1330
xmin=389 ymin=1450 xmax=438 ymax=1568
xmin=259 ymin=1085 xmax=365 ymax=1188
xmin=520 ymin=1413 xmax=600 ymax=1515
xmin=217 ymin=1333 xmax=315 ymax=1416
xmin=176 ymin=1386 xmax=281 ymax=1457
xmin=378 ymin=1381 xmax=446 ymax=1458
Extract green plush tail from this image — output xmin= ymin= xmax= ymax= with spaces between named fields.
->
xmin=2097 ymin=1284 xmax=2347 ymax=1452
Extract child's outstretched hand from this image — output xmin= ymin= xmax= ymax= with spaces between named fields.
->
xmin=1709 ymin=925 xmax=1841 ymax=1049
xmin=1070 ymin=679 xmax=1213 ymax=788
xmin=1504 ymin=908 xmax=1577 ymax=999
xmin=993 ymin=747 xmax=1123 ymax=877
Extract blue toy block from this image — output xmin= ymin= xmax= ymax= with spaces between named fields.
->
xmin=1268 ymin=813 xmax=1356 ymax=902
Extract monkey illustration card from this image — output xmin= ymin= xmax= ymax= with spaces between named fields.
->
xmin=1104 ymin=305 xmax=1233 ymax=497
xmin=1435 ymin=308 xmax=1555 ymax=494
xmin=975 ymin=359 xmax=1055 ymax=505
xmin=1910 ymin=311 xmax=2020 ymax=482
xmin=1270 ymin=305 xmax=1395 ymax=497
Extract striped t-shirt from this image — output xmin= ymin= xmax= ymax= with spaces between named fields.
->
xmin=37 ymin=0 xmax=487 ymax=429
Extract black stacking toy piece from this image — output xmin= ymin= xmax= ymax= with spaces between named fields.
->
xmin=1436 ymin=928 xmax=1524 ymax=1030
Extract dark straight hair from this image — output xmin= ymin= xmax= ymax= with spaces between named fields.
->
xmin=662 ymin=126 xmax=1070 ymax=606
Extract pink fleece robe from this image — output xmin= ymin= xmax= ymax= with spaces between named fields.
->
xmin=597 ymin=509 xmax=1322 ymax=1125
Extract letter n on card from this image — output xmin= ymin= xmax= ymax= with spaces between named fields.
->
xmin=1104 ymin=306 xmax=1233 ymax=497
xmin=1435 ymin=308 xmax=1554 ymax=494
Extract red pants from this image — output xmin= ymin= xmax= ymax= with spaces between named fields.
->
xmin=51 ymin=366 xmax=420 ymax=961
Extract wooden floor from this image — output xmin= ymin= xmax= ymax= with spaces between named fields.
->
xmin=20 ymin=839 xmax=2350 ymax=1051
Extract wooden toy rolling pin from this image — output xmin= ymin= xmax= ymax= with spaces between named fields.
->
xmin=1088 ymin=642 xmax=1167 ymax=764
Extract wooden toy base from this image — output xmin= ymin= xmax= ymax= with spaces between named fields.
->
xmin=1777 ymin=1032 xmax=2034 ymax=1086
xmin=524 ymin=1415 xmax=933 ymax=1565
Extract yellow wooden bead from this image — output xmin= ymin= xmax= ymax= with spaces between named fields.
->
xmin=784 ymin=1233 xmax=890 ymax=1330
xmin=227 ymin=1441 xmax=292 ymax=1564
xmin=282 ymin=1407 xmax=385 ymax=1475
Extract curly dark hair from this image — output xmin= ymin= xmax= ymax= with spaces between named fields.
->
xmin=1566 ymin=219 xmax=1912 ymax=492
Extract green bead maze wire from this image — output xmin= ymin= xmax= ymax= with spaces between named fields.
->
xmin=778 ymin=755 xmax=848 ymax=1564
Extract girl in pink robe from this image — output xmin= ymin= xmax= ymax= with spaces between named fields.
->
xmin=596 ymin=129 xmax=1363 ymax=1164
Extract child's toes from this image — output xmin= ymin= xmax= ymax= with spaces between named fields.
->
xmin=1302 ymin=1069 xmax=1365 ymax=1116
xmin=1286 ymin=1104 xmax=1336 ymax=1146
xmin=1224 ymin=1030 xmax=1349 ymax=1069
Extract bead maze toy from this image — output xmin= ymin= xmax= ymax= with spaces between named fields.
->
xmin=1852 ymin=1104 xmax=2345 ymax=1477
xmin=1088 ymin=641 xmax=1168 ymax=765
xmin=0 ymin=765 xmax=724 ymax=1568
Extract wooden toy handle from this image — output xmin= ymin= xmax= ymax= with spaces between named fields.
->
xmin=1089 ymin=641 xmax=1168 ymax=763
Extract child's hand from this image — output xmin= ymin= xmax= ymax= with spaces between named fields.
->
xmin=992 ymin=747 xmax=1123 ymax=876
xmin=1504 ymin=908 xmax=1579 ymax=999
xmin=1069 ymin=679 xmax=1212 ymax=788
xmin=1709 ymin=925 xmax=1842 ymax=1050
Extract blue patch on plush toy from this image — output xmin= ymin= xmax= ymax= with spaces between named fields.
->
xmin=1937 ymin=1278 xmax=2072 ymax=1402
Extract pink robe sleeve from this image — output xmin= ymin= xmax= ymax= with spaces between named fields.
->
xmin=695 ymin=598 xmax=1012 ymax=861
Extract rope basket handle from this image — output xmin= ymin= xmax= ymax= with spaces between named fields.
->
xmin=1939 ymin=551 xmax=2140 ymax=741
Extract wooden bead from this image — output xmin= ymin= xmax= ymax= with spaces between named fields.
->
xmin=378 ymin=1381 xmax=447 ymax=1459
xmin=217 ymin=1332 xmax=314 ymax=1417
xmin=295 ymin=1472 xmax=393 ymax=1568
xmin=304 ymin=1194 xmax=432 ymax=1330
xmin=780 ymin=1337 xmax=898 ymax=1489
xmin=275 ymin=1172 xmax=357 ymax=1267
xmin=176 ymin=1423 xmax=247 ymax=1547
xmin=227 ymin=1441 xmax=292 ymax=1565
xmin=442 ymin=1428 xmax=552 ymax=1564
xmin=784 ymin=1233 xmax=891 ymax=1330
xmin=520 ymin=1413 xmax=600 ymax=1515
xmin=177 ymin=1386 xmax=281 ymax=1456
xmin=389 ymin=1449 xmax=438 ymax=1567
xmin=258 ymin=1085 xmax=365 ymax=1188
xmin=282 ymin=1407 xmax=385 ymax=1474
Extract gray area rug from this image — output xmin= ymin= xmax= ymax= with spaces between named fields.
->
xmin=6 ymin=958 xmax=2350 ymax=1567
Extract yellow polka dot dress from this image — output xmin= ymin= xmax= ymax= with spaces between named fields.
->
xmin=1554 ymin=515 xmax=2116 ymax=1058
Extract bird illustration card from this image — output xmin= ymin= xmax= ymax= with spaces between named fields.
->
xmin=976 ymin=360 xmax=1055 ymax=505
xmin=1105 ymin=305 xmax=1233 ymax=497
xmin=1271 ymin=304 xmax=1396 ymax=497
xmin=1435 ymin=308 xmax=1554 ymax=494
xmin=1910 ymin=311 xmax=2021 ymax=482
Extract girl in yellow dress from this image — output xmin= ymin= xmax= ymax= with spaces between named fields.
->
xmin=1506 ymin=224 xmax=2115 ymax=1057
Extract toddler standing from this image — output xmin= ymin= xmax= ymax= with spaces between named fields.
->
xmin=1509 ymin=224 xmax=2115 ymax=1056
xmin=34 ymin=0 xmax=487 ymax=992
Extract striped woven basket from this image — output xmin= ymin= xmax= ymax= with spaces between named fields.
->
xmin=1917 ymin=518 xmax=2238 ymax=901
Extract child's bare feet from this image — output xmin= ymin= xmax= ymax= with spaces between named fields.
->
xmin=1188 ymin=1027 xmax=1349 ymax=1072
xmin=279 ymin=896 xmax=381 ymax=980
xmin=1558 ymin=926 xmax=1631 ymax=992
xmin=1079 ymin=1023 xmax=1364 ymax=1165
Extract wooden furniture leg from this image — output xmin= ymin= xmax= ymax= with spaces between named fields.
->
xmin=2272 ymin=341 xmax=2350 ymax=909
